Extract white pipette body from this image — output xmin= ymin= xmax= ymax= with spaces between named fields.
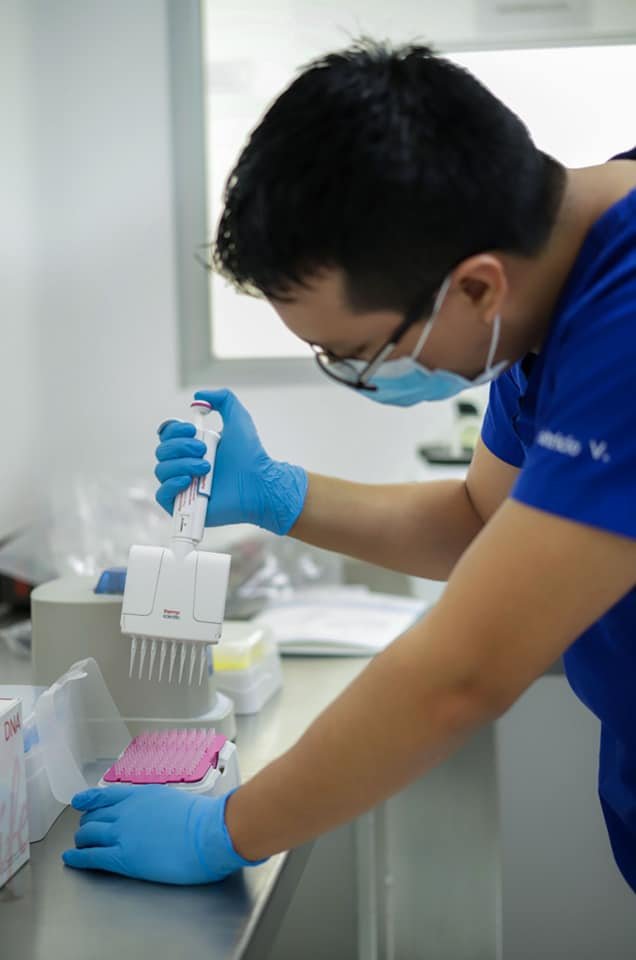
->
xmin=121 ymin=400 xmax=231 ymax=684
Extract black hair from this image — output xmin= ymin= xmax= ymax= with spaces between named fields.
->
xmin=212 ymin=39 xmax=565 ymax=315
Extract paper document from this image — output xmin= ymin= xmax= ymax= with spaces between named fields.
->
xmin=253 ymin=588 xmax=429 ymax=656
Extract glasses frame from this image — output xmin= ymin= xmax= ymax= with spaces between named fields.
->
xmin=195 ymin=240 xmax=443 ymax=388
xmin=311 ymin=290 xmax=436 ymax=392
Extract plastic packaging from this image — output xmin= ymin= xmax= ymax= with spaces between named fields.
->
xmin=1 ymin=660 xmax=131 ymax=842
xmin=24 ymin=736 xmax=66 ymax=843
xmin=0 ymin=477 xmax=343 ymax=623
xmin=34 ymin=658 xmax=130 ymax=804
xmin=0 ymin=475 xmax=166 ymax=586
xmin=9 ymin=659 xmax=241 ymax=841
xmin=222 ymin=533 xmax=343 ymax=615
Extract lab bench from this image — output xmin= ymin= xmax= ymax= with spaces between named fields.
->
xmin=4 ymin=552 xmax=636 ymax=959
xmin=0 ymin=635 xmax=501 ymax=960
xmin=0 ymin=646 xmax=353 ymax=960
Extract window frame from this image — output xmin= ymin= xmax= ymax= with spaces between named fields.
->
xmin=167 ymin=0 xmax=636 ymax=386
xmin=167 ymin=0 xmax=320 ymax=387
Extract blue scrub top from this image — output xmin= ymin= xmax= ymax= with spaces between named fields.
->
xmin=482 ymin=146 xmax=636 ymax=892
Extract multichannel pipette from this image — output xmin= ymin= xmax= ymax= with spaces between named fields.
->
xmin=120 ymin=400 xmax=231 ymax=685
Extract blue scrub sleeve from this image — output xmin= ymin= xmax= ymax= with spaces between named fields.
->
xmin=481 ymin=368 xmax=526 ymax=468
xmin=512 ymin=294 xmax=636 ymax=540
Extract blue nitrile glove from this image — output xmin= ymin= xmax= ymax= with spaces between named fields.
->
xmin=155 ymin=388 xmax=308 ymax=536
xmin=62 ymin=785 xmax=265 ymax=885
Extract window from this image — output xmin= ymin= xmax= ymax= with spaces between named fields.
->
xmin=168 ymin=1 xmax=636 ymax=383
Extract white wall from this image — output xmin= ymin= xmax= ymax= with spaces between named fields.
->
xmin=25 ymin=0 xmax=451 ymax=510
xmin=0 ymin=1 xmax=38 ymax=539
xmin=6 ymin=1 xmax=634 ymax=536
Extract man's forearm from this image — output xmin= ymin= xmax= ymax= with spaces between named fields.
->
xmin=225 ymin=610 xmax=493 ymax=861
xmin=289 ymin=474 xmax=483 ymax=580
xmin=227 ymin=496 xmax=636 ymax=864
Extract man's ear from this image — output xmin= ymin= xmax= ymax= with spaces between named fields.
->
xmin=454 ymin=254 xmax=507 ymax=323
xmin=460 ymin=275 xmax=490 ymax=304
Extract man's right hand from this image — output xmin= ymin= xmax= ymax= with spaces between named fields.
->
xmin=154 ymin=388 xmax=308 ymax=535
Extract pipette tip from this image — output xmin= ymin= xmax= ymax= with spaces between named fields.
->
xmin=129 ymin=635 xmax=137 ymax=678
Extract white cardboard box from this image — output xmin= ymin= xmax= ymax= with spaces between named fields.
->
xmin=0 ymin=699 xmax=29 ymax=886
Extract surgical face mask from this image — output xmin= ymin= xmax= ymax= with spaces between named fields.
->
xmin=338 ymin=276 xmax=508 ymax=407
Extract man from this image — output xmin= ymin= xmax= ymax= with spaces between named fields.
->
xmin=63 ymin=41 xmax=636 ymax=894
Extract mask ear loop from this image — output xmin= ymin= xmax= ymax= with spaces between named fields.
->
xmin=485 ymin=313 xmax=501 ymax=373
xmin=410 ymin=274 xmax=453 ymax=360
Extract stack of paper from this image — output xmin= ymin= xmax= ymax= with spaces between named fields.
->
xmin=253 ymin=587 xmax=429 ymax=656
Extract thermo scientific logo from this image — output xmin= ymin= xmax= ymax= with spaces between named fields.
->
xmin=162 ymin=609 xmax=181 ymax=620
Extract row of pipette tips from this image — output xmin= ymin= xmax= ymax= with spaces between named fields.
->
xmin=128 ymin=635 xmax=209 ymax=685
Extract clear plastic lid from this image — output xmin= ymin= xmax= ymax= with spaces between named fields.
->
xmin=35 ymin=658 xmax=130 ymax=803
xmin=213 ymin=622 xmax=270 ymax=672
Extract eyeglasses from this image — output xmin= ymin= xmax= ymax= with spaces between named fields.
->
xmin=194 ymin=242 xmax=445 ymax=388
xmin=311 ymin=288 xmax=438 ymax=392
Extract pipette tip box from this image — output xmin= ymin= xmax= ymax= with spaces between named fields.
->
xmin=98 ymin=728 xmax=239 ymax=797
